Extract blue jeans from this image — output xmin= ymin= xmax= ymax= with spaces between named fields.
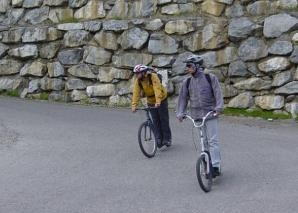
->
xmin=202 ymin=117 xmax=221 ymax=168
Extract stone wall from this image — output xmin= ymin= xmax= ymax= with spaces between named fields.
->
xmin=0 ymin=0 xmax=298 ymax=117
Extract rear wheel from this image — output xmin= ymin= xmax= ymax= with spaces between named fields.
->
xmin=196 ymin=155 xmax=212 ymax=192
xmin=138 ymin=121 xmax=157 ymax=158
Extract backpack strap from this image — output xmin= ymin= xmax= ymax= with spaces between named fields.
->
xmin=148 ymin=72 xmax=162 ymax=85
xmin=186 ymin=73 xmax=214 ymax=97
xmin=186 ymin=77 xmax=191 ymax=97
xmin=148 ymin=73 xmax=153 ymax=85
xmin=205 ymin=73 xmax=214 ymax=97
xmin=138 ymin=79 xmax=143 ymax=90
xmin=138 ymin=73 xmax=162 ymax=89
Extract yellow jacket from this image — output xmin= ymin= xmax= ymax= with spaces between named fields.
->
xmin=131 ymin=73 xmax=167 ymax=108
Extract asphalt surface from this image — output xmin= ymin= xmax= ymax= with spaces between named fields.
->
xmin=0 ymin=96 xmax=298 ymax=213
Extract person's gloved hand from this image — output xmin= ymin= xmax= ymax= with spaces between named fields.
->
xmin=213 ymin=111 xmax=220 ymax=117
xmin=177 ymin=114 xmax=184 ymax=122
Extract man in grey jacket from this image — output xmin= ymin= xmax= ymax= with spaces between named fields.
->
xmin=176 ymin=55 xmax=224 ymax=177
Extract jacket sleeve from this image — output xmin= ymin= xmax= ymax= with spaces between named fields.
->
xmin=176 ymin=79 xmax=189 ymax=118
xmin=151 ymin=74 xmax=165 ymax=105
xmin=211 ymin=74 xmax=224 ymax=113
xmin=131 ymin=78 xmax=141 ymax=108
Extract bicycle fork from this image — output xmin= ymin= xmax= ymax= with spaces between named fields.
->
xmin=200 ymin=128 xmax=212 ymax=174
xmin=201 ymin=152 xmax=212 ymax=174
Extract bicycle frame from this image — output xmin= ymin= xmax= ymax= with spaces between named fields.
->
xmin=137 ymin=107 xmax=154 ymax=125
xmin=184 ymin=111 xmax=215 ymax=174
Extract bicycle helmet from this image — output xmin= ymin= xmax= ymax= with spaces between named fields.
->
xmin=133 ymin=64 xmax=149 ymax=73
xmin=183 ymin=55 xmax=203 ymax=66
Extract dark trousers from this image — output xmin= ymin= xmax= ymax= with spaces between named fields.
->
xmin=149 ymin=99 xmax=172 ymax=143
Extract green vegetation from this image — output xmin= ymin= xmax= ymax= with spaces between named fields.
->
xmin=80 ymin=97 xmax=91 ymax=105
xmin=223 ymin=107 xmax=291 ymax=120
xmin=0 ymin=89 xmax=19 ymax=97
xmin=59 ymin=16 xmax=79 ymax=24
xmin=39 ymin=92 xmax=49 ymax=100
xmin=6 ymin=90 xmax=19 ymax=97
xmin=26 ymin=93 xmax=49 ymax=101
xmin=108 ymin=16 xmax=124 ymax=20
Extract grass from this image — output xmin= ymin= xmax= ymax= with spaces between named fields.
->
xmin=108 ymin=16 xmax=124 ymax=20
xmin=223 ymin=107 xmax=291 ymax=120
xmin=58 ymin=16 xmax=79 ymax=24
xmin=0 ymin=89 xmax=19 ymax=97
xmin=39 ymin=92 xmax=49 ymax=100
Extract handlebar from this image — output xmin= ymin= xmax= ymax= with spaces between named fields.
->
xmin=183 ymin=111 xmax=215 ymax=128
xmin=135 ymin=106 xmax=159 ymax=111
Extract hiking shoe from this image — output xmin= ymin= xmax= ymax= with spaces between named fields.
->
xmin=212 ymin=167 xmax=220 ymax=178
xmin=163 ymin=140 xmax=172 ymax=147
xmin=156 ymin=139 xmax=163 ymax=148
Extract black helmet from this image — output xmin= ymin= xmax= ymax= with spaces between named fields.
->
xmin=183 ymin=55 xmax=203 ymax=66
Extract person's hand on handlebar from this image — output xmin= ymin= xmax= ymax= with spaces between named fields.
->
xmin=213 ymin=111 xmax=220 ymax=117
xmin=177 ymin=114 xmax=185 ymax=122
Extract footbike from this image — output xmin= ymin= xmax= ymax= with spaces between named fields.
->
xmin=183 ymin=111 xmax=221 ymax=192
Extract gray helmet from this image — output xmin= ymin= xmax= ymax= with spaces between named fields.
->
xmin=183 ymin=55 xmax=203 ymax=66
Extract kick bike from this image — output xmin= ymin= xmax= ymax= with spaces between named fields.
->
xmin=183 ymin=111 xmax=221 ymax=192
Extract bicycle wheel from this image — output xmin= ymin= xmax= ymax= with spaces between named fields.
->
xmin=196 ymin=155 xmax=212 ymax=192
xmin=138 ymin=121 xmax=157 ymax=158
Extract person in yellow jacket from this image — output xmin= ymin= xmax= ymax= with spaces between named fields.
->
xmin=131 ymin=64 xmax=172 ymax=148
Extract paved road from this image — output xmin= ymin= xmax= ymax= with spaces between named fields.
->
xmin=0 ymin=97 xmax=298 ymax=213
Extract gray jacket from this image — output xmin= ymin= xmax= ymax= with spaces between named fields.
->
xmin=176 ymin=69 xmax=224 ymax=120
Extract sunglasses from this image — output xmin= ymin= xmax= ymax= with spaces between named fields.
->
xmin=186 ymin=64 xmax=193 ymax=68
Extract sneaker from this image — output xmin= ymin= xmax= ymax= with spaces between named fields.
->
xmin=212 ymin=167 xmax=220 ymax=178
xmin=163 ymin=140 xmax=172 ymax=147
xmin=156 ymin=139 xmax=163 ymax=148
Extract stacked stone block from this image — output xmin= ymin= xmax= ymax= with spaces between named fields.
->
xmin=0 ymin=0 xmax=297 ymax=117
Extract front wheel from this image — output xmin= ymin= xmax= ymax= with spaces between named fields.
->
xmin=196 ymin=154 xmax=212 ymax=192
xmin=138 ymin=121 xmax=157 ymax=158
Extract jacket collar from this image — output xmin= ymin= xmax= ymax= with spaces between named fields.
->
xmin=192 ymin=68 xmax=204 ymax=78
